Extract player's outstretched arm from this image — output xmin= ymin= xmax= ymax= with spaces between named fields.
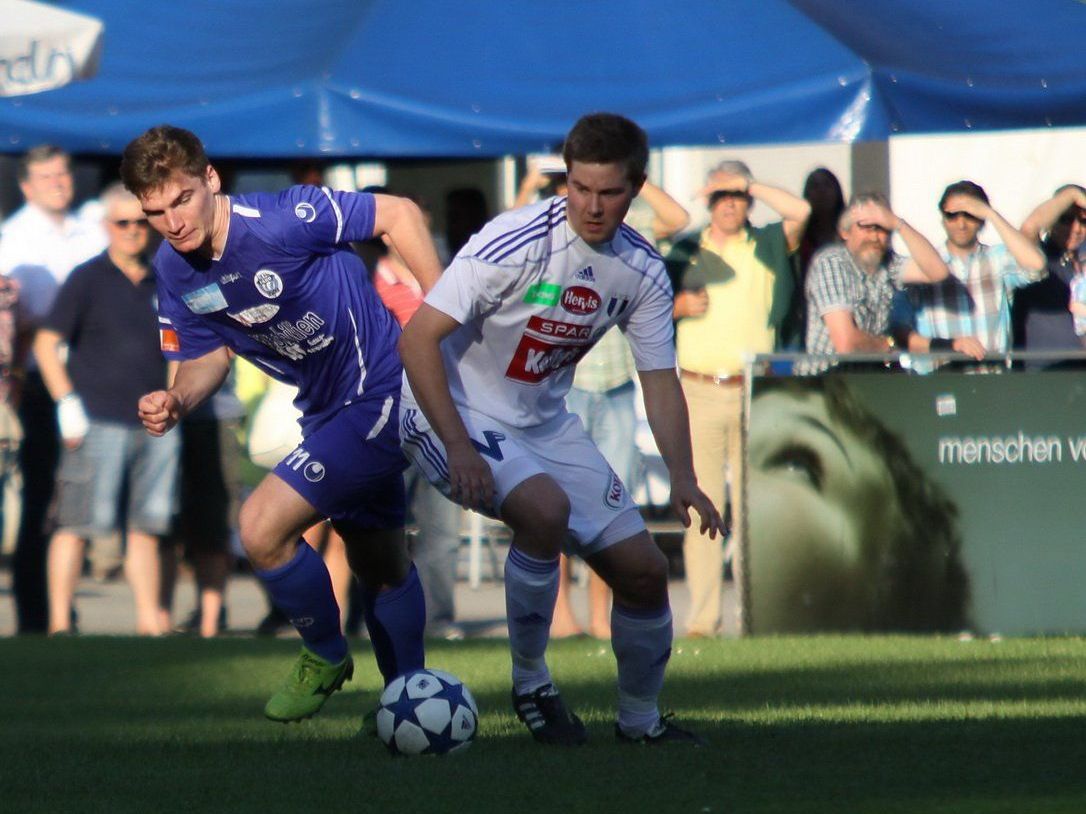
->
xmin=637 ymin=368 xmax=725 ymax=538
xmin=400 ymin=304 xmax=495 ymax=511
xmin=372 ymin=194 xmax=443 ymax=294
xmin=138 ymin=346 xmax=230 ymax=436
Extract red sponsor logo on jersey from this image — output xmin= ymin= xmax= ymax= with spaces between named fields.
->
xmin=533 ymin=317 xmax=593 ymax=340
xmin=506 ymin=316 xmax=593 ymax=384
xmin=561 ymin=286 xmax=601 ymax=315
xmin=160 ymin=327 xmax=180 ymax=353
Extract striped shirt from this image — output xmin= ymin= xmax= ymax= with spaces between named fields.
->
xmin=805 ymin=243 xmax=905 ymax=359
xmin=907 ymin=242 xmax=1044 ymax=353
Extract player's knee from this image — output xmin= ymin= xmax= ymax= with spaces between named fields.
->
xmin=612 ymin=548 xmax=669 ymax=606
xmin=538 ymin=493 xmax=571 ymax=537
xmin=504 ymin=477 xmax=570 ymax=543
xmin=236 ymin=502 xmax=267 ymax=560
xmin=518 ymin=496 xmax=570 ymax=553
xmin=237 ymin=499 xmax=290 ymax=569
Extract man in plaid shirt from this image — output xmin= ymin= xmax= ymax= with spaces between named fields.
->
xmin=804 ymin=193 xmax=949 ymax=371
xmin=907 ymin=181 xmax=1046 ymax=358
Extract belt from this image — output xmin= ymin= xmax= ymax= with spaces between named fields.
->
xmin=679 ymin=368 xmax=744 ymax=387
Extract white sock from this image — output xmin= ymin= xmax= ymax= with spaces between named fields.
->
xmin=612 ymin=602 xmax=672 ymax=736
xmin=505 ymin=546 xmax=560 ymax=694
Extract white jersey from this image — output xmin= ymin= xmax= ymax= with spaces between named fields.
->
xmin=406 ymin=196 xmax=675 ymax=428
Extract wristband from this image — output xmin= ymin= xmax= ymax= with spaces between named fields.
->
xmin=57 ymin=393 xmax=89 ymax=441
xmin=929 ymin=338 xmax=954 ymax=351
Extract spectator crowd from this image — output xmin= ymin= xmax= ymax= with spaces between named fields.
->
xmin=1 ymin=141 xmax=1083 ymax=640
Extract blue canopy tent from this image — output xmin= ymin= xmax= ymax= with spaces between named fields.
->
xmin=1 ymin=0 xmax=1084 ymax=157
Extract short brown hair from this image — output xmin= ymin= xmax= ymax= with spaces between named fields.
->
xmin=18 ymin=144 xmax=68 ymax=182
xmin=561 ymin=113 xmax=648 ymax=186
xmin=121 ymin=125 xmax=209 ymax=198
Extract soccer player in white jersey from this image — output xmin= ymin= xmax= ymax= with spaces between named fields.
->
xmin=123 ymin=126 xmax=442 ymax=724
xmin=400 ymin=113 xmax=724 ymax=746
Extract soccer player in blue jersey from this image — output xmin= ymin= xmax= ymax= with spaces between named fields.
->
xmin=122 ymin=125 xmax=442 ymax=723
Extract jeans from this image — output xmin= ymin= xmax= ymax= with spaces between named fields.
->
xmin=565 ymin=380 xmax=639 ymax=488
xmin=55 ymin=419 xmax=180 ymax=537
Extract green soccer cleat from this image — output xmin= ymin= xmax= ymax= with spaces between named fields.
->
xmin=264 ymin=647 xmax=354 ymax=723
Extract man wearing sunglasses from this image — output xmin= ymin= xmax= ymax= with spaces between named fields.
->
xmin=665 ymin=160 xmax=809 ymax=640
xmin=804 ymin=192 xmax=949 ymax=371
xmin=33 ymin=182 xmax=179 ymax=635
xmin=906 ymin=181 xmax=1045 ymax=363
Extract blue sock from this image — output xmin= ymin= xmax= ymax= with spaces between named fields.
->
xmin=361 ymin=563 xmax=427 ymax=685
xmin=256 ymin=541 xmax=347 ymax=664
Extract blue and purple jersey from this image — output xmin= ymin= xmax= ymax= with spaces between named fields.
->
xmin=155 ymin=185 xmax=401 ymax=434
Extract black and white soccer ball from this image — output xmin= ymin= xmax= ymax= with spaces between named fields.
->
xmin=376 ymin=668 xmax=479 ymax=756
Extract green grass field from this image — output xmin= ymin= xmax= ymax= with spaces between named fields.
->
xmin=4 ymin=635 xmax=1086 ymax=813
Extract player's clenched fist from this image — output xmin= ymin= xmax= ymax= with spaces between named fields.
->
xmin=138 ymin=390 xmax=182 ymax=436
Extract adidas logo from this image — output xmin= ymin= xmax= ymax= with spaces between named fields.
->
xmin=574 ymin=265 xmax=595 ymax=282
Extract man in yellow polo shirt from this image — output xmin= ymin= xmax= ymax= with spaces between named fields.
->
xmin=666 ymin=160 xmax=809 ymax=637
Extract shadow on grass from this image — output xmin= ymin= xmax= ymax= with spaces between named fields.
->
xmin=5 ymin=635 xmax=1086 ymax=813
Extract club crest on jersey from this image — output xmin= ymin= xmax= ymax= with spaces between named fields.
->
xmin=227 ymin=304 xmax=280 ymax=327
xmin=294 ymin=202 xmax=317 ymax=223
xmin=254 ymin=269 xmax=284 ymax=299
xmin=182 ymin=283 xmax=228 ymax=314
xmin=606 ymin=296 xmax=631 ymax=317
xmin=574 ymin=265 xmax=595 ymax=282
xmin=604 ymin=469 xmax=625 ymax=509
xmin=561 ymin=286 xmax=600 ymax=315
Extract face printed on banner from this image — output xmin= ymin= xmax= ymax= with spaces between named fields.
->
xmin=745 ymin=378 xmax=968 ymax=634
xmin=746 ymin=387 xmax=904 ymax=632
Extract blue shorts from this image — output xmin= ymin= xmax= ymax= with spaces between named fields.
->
xmin=274 ymin=394 xmax=407 ymax=530
xmin=55 ymin=419 xmax=180 ymax=537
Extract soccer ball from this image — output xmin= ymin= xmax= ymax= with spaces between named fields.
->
xmin=376 ymin=668 xmax=479 ymax=756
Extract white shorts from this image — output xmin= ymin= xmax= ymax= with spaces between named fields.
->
xmin=399 ymin=404 xmax=645 ymax=557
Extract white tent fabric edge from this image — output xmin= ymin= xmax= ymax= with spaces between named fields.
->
xmin=0 ymin=0 xmax=103 ymax=97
